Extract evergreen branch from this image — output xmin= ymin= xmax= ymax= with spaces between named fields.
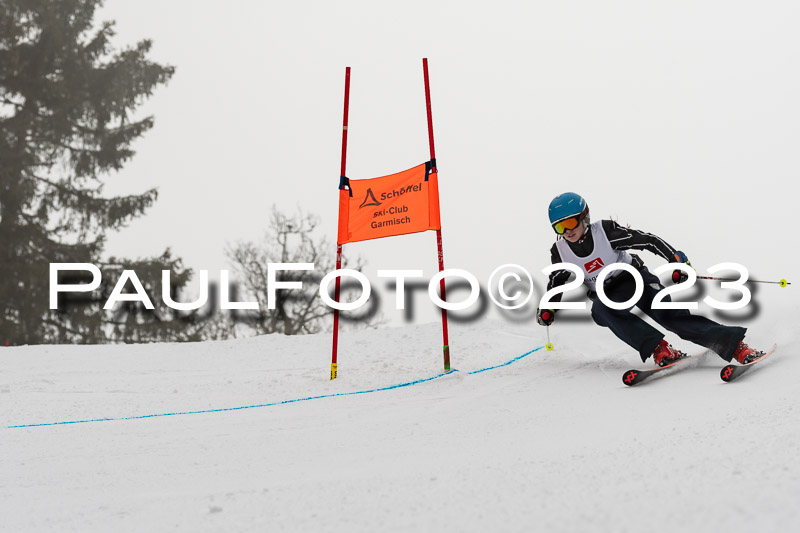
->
xmin=29 ymin=173 xmax=101 ymax=195
xmin=1 ymin=97 xmax=24 ymax=108
xmin=40 ymin=318 xmax=93 ymax=342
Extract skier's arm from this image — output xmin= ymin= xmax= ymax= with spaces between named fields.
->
xmin=537 ymin=244 xmax=570 ymax=326
xmin=603 ymin=220 xmax=692 ymax=283
xmin=544 ymin=243 xmax=572 ymax=304
xmin=603 ymin=220 xmax=680 ymax=262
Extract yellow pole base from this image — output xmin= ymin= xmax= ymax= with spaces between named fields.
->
xmin=546 ymin=343 xmax=554 ymax=351
xmin=330 ymin=363 xmax=337 ymax=380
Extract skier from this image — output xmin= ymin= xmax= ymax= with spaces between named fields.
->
xmin=536 ymin=192 xmax=760 ymax=367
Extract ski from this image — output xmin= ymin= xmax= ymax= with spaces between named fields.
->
xmin=720 ymin=343 xmax=777 ymax=383
xmin=622 ymin=351 xmax=702 ymax=387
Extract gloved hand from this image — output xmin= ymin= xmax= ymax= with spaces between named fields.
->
xmin=537 ymin=308 xmax=555 ymax=326
xmin=671 ymin=251 xmax=693 ymax=284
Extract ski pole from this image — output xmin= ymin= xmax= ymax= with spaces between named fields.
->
xmin=546 ymin=326 xmax=554 ymax=351
xmin=697 ymin=276 xmax=790 ymax=287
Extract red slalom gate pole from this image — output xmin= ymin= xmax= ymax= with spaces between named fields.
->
xmin=331 ymin=67 xmax=351 ymax=380
xmin=423 ymin=58 xmax=451 ymax=372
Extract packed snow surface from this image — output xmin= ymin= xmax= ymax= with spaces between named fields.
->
xmin=2 ymin=301 xmax=799 ymax=532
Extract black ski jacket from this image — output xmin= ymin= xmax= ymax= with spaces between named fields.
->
xmin=545 ymin=220 xmax=680 ymax=303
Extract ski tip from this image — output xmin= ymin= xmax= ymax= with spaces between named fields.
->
xmin=622 ymin=370 xmax=638 ymax=386
xmin=720 ymin=365 xmax=735 ymax=382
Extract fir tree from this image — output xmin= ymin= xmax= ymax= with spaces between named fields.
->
xmin=0 ymin=0 xmax=197 ymax=344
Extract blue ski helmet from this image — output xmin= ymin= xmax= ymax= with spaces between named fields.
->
xmin=548 ymin=192 xmax=589 ymax=225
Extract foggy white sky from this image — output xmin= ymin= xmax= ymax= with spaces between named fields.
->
xmin=96 ymin=1 xmax=800 ymax=322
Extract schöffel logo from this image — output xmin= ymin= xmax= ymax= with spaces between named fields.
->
xmin=379 ymin=183 xmax=422 ymax=201
xmin=359 ymin=188 xmax=381 ymax=208
xmin=584 ymin=258 xmax=604 ymax=273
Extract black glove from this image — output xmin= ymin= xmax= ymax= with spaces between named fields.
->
xmin=537 ymin=308 xmax=555 ymax=326
xmin=671 ymin=251 xmax=693 ymax=284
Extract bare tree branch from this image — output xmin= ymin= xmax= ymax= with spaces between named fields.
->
xmin=224 ymin=206 xmax=383 ymax=335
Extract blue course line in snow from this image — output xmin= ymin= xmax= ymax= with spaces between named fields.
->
xmin=6 ymin=345 xmax=544 ymax=429
xmin=466 ymin=346 xmax=544 ymax=375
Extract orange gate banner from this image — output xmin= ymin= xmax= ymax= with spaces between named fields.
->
xmin=337 ymin=162 xmax=441 ymax=245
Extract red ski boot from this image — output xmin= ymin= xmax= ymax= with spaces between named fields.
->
xmin=732 ymin=341 xmax=760 ymax=364
xmin=652 ymin=339 xmax=685 ymax=367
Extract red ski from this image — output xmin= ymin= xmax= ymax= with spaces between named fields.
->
xmin=720 ymin=343 xmax=777 ymax=383
xmin=622 ymin=350 xmax=706 ymax=387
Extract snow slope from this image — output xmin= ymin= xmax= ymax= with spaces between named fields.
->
xmin=2 ymin=297 xmax=799 ymax=532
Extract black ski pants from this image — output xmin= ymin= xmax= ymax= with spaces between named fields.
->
xmin=590 ymin=266 xmax=746 ymax=362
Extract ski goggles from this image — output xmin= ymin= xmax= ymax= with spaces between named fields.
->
xmin=552 ymin=216 xmax=582 ymax=235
